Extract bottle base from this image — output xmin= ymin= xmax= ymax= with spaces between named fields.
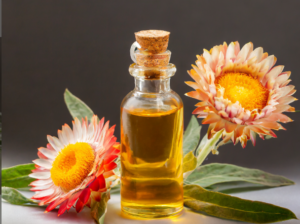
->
xmin=121 ymin=205 xmax=183 ymax=219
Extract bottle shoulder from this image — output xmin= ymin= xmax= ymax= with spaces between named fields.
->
xmin=170 ymin=89 xmax=183 ymax=104
xmin=121 ymin=89 xmax=183 ymax=112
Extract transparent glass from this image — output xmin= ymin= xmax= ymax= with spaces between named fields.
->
xmin=120 ymin=63 xmax=184 ymax=218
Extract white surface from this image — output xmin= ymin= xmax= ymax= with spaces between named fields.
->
xmin=2 ymin=182 xmax=300 ymax=224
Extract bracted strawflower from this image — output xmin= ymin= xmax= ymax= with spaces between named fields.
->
xmin=29 ymin=115 xmax=120 ymax=216
xmin=186 ymin=41 xmax=297 ymax=153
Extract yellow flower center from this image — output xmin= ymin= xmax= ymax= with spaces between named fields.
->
xmin=215 ymin=72 xmax=269 ymax=111
xmin=50 ymin=142 xmax=95 ymax=192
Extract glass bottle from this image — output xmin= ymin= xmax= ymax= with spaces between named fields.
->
xmin=120 ymin=44 xmax=184 ymax=218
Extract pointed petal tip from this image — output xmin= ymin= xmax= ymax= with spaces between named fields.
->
xmin=280 ymin=125 xmax=287 ymax=130
xmin=271 ymin=133 xmax=277 ymax=138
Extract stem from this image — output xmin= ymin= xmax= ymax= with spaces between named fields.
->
xmin=196 ymin=130 xmax=223 ymax=167
xmin=183 ymin=130 xmax=223 ymax=180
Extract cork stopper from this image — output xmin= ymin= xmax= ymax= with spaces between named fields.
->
xmin=135 ymin=30 xmax=170 ymax=54
xmin=134 ymin=30 xmax=171 ymax=67
xmin=135 ymin=50 xmax=171 ymax=67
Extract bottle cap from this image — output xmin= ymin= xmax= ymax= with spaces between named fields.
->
xmin=135 ymin=30 xmax=170 ymax=54
xmin=130 ymin=30 xmax=171 ymax=67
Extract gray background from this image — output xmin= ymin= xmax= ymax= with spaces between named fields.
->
xmin=2 ymin=1 xmax=300 ymax=223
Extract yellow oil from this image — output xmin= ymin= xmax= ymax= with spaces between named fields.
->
xmin=120 ymin=106 xmax=184 ymax=218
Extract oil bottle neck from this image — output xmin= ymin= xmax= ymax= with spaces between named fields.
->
xmin=134 ymin=78 xmax=171 ymax=93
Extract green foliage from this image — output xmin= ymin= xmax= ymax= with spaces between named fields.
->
xmin=110 ymin=185 xmax=121 ymax=194
xmin=185 ymin=163 xmax=294 ymax=191
xmin=182 ymin=116 xmax=223 ymax=172
xmin=64 ymin=89 xmax=94 ymax=121
xmin=2 ymin=164 xmax=36 ymax=190
xmin=182 ymin=151 xmax=197 ymax=173
xmin=184 ymin=185 xmax=297 ymax=223
xmin=183 ymin=116 xmax=201 ymax=155
xmin=90 ymin=193 xmax=109 ymax=224
xmin=2 ymin=187 xmax=39 ymax=206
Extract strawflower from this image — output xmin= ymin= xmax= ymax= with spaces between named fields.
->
xmin=29 ymin=115 xmax=120 ymax=216
xmin=186 ymin=41 xmax=297 ymax=153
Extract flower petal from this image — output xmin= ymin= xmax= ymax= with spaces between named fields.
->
xmin=89 ymin=178 xmax=100 ymax=191
xmin=250 ymin=130 xmax=256 ymax=146
xmin=225 ymin=121 xmax=237 ymax=133
xmin=46 ymin=190 xmax=76 ymax=212
xmin=203 ymin=49 xmax=213 ymax=70
xmin=277 ymin=96 xmax=297 ymax=105
xmin=58 ymin=199 xmax=69 ymax=216
xmin=47 ymin=136 xmax=64 ymax=152
xmin=237 ymin=42 xmax=253 ymax=62
xmin=234 ymin=125 xmax=245 ymax=141
xmin=226 ymin=42 xmax=237 ymax=64
xmin=275 ymin=72 xmax=291 ymax=86
xmin=29 ymin=172 xmax=51 ymax=179
xmin=263 ymin=65 xmax=284 ymax=86
xmin=30 ymin=178 xmax=53 ymax=187
xmin=202 ymin=113 xmax=220 ymax=124
xmin=258 ymin=55 xmax=275 ymax=74
xmin=32 ymin=188 xmax=55 ymax=200
xmin=38 ymin=187 xmax=62 ymax=205
xmin=38 ymin=147 xmax=57 ymax=160
xmin=67 ymin=191 xmax=82 ymax=210
xmin=58 ymin=130 xmax=69 ymax=147
xmin=104 ymin=162 xmax=117 ymax=172
xmin=62 ymin=124 xmax=75 ymax=144
xmin=79 ymin=188 xmax=91 ymax=206
xmin=37 ymin=151 xmax=48 ymax=160
xmin=33 ymin=159 xmax=52 ymax=169
xmin=104 ymin=154 xmax=118 ymax=165
xmin=213 ymin=119 xmax=225 ymax=132
xmin=31 ymin=183 xmax=54 ymax=191
xmin=73 ymin=117 xmax=82 ymax=142
xmin=75 ymin=198 xmax=85 ymax=213
xmin=248 ymin=47 xmax=263 ymax=63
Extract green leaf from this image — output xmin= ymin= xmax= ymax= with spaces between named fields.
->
xmin=2 ymin=163 xmax=36 ymax=190
xmin=64 ymin=89 xmax=94 ymax=121
xmin=110 ymin=185 xmax=120 ymax=194
xmin=91 ymin=192 xmax=110 ymax=224
xmin=183 ymin=116 xmax=202 ymax=156
xmin=184 ymin=184 xmax=297 ymax=223
xmin=2 ymin=187 xmax=39 ymax=206
xmin=183 ymin=151 xmax=197 ymax=173
xmin=184 ymin=163 xmax=295 ymax=189
xmin=206 ymin=182 xmax=275 ymax=194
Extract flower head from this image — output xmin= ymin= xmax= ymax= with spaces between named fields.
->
xmin=186 ymin=41 xmax=296 ymax=150
xmin=29 ymin=115 xmax=120 ymax=216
